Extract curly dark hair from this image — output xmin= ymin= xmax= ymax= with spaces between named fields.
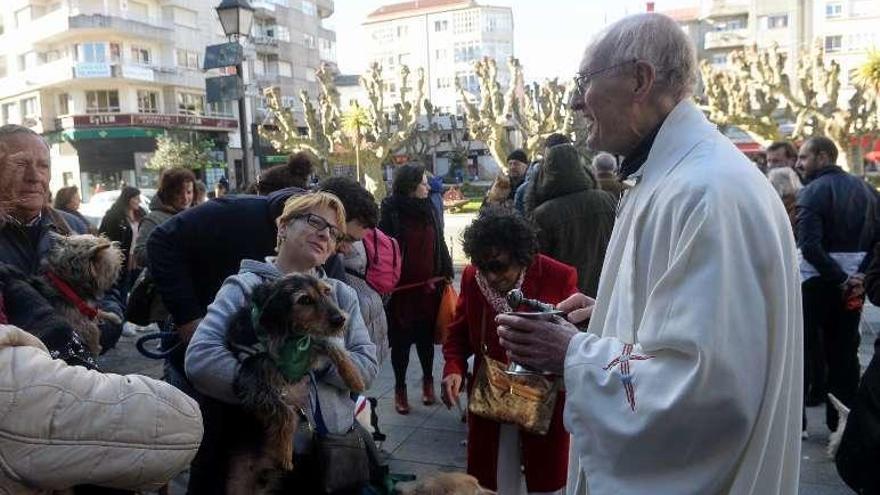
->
xmin=157 ymin=167 xmax=196 ymax=206
xmin=392 ymin=163 xmax=426 ymax=197
xmin=462 ymin=206 xmax=539 ymax=271
xmin=318 ymin=176 xmax=378 ymax=228
xmin=257 ymin=152 xmax=315 ymax=195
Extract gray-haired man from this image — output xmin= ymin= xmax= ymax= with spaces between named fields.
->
xmin=496 ymin=13 xmax=801 ymax=494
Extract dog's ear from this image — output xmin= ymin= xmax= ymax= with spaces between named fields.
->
xmin=250 ymin=281 xmax=291 ymax=329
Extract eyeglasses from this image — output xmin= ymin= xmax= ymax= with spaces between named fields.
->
xmin=574 ymin=58 xmax=638 ymax=94
xmin=296 ymin=213 xmax=344 ymax=243
xmin=476 ymin=258 xmax=511 ymax=274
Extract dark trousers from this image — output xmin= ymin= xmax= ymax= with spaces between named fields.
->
xmin=390 ymin=319 xmax=435 ymax=387
xmin=802 ymin=278 xmax=862 ymax=431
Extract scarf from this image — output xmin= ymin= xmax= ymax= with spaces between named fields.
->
xmin=475 ymin=269 xmax=526 ymax=314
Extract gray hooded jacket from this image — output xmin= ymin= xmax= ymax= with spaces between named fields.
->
xmin=184 ymin=257 xmax=378 ymax=434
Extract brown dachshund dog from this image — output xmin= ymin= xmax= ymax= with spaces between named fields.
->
xmin=225 ymin=273 xmax=365 ymax=494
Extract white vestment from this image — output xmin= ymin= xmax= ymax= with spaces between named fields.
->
xmin=564 ymin=101 xmax=803 ymax=495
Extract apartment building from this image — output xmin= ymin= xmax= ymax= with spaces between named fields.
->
xmin=362 ymin=0 xmax=514 ymax=115
xmin=812 ymin=0 xmax=879 ymax=92
xmin=0 ymin=0 xmax=335 ymax=198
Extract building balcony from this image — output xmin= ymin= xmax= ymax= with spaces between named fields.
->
xmin=29 ymin=7 xmax=173 ymax=45
xmin=252 ymin=35 xmax=282 ymax=52
xmin=704 ymin=29 xmax=750 ymax=50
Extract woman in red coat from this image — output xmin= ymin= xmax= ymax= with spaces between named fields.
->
xmin=441 ymin=207 xmax=578 ymax=494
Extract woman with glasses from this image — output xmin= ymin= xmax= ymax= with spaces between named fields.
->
xmin=441 ymin=207 xmax=577 ymax=495
xmin=184 ymin=192 xmax=378 ymax=491
xmin=380 ymin=163 xmax=454 ymax=415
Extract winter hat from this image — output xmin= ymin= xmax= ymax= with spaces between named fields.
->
xmin=507 ymin=149 xmax=529 ymax=164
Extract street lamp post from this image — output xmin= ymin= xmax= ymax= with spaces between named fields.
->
xmin=216 ymin=0 xmax=255 ymax=187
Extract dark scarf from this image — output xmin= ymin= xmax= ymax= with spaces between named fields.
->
xmin=618 ymin=118 xmax=665 ymax=180
xmin=389 ymin=195 xmax=435 ymax=223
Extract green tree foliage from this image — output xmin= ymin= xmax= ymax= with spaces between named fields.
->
xmin=147 ymin=133 xmax=221 ymax=171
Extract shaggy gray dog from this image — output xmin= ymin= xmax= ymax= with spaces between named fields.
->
xmin=35 ymin=234 xmax=123 ymax=356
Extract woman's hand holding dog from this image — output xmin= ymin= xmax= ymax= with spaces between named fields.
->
xmin=441 ymin=373 xmax=463 ymax=410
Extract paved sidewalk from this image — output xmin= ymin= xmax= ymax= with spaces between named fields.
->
xmin=98 ymin=293 xmax=879 ymax=495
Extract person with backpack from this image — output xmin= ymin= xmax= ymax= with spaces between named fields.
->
xmin=380 ymin=164 xmax=453 ymax=415
xmin=318 ymin=177 xmax=397 ymax=367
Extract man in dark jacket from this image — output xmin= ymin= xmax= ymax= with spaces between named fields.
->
xmin=530 ymin=143 xmax=616 ymax=297
xmin=0 ymin=124 xmax=123 ymax=351
xmin=797 ymin=136 xmax=880 ymax=430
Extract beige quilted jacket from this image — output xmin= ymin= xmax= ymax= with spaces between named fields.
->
xmin=0 ymin=325 xmax=203 ymax=494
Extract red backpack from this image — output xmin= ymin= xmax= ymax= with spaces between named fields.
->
xmin=359 ymin=228 xmax=401 ymax=296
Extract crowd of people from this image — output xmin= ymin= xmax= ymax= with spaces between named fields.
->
xmin=0 ymin=10 xmax=878 ymax=495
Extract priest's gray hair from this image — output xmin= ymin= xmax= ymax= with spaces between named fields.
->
xmin=581 ymin=13 xmax=697 ymax=102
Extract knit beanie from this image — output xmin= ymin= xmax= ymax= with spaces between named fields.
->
xmin=507 ymin=149 xmax=528 ymax=164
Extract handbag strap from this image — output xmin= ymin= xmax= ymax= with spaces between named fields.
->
xmin=479 ymin=308 xmax=488 ymax=355
xmin=309 ymin=373 xmax=330 ymax=437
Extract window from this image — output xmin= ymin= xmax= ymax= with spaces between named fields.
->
xmin=14 ymin=7 xmax=30 ymax=28
xmin=137 ymin=90 xmax=159 ymax=113
xmin=434 ymin=20 xmax=448 ymax=32
xmin=851 ymin=0 xmax=874 ymax=16
xmin=436 ymin=77 xmax=451 ymax=89
xmin=396 ymin=25 xmax=408 ymax=37
xmin=2 ymin=102 xmax=18 ymax=124
xmin=0 ymin=57 xmax=6 ymax=78
xmin=278 ymin=61 xmax=293 ymax=77
xmin=76 ymin=42 xmax=119 ymax=63
xmin=176 ymin=49 xmax=200 ymax=69
xmin=300 ymin=0 xmax=316 ymax=16
xmin=0 ymin=17 xmax=5 ymax=36
xmin=767 ymin=14 xmax=788 ymax=29
xmin=435 ymin=48 xmax=446 ymax=60
xmin=208 ymin=100 xmax=234 ymax=117
xmin=825 ymin=2 xmax=843 ymax=18
xmin=130 ymin=46 xmax=151 ymax=65
xmin=173 ymin=7 xmax=197 ymax=28
xmin=303 ymin=33 xmax=315 ymax=48
xmin=20 ymin=97 xmax=37 ymax=120
xmin=17 ymin=51 xmax=37 ymax=71
xmin=711 ymin=53 xmax=728 ymax=65
xmin=128 ymin=0 xmax=149 ymax=18
xmin=453 ymin=11 xmax=477 ymax=34
xmin=57 ymin=93 xmax=69 ymax=115
xmin=177 ymin=92 xmax=205 ymax=116
xmin=398 ymin=53 xmax=411 ymax=66
xmin=825 ymin=35 xmax=842 ymax=52
xmin=85 ymin=90 xmax=120 ymax=113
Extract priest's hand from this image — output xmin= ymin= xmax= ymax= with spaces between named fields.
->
xmin=557 ymin=293 xmax=596 ymax=325
xmin=496 ymin=314 xmax=578 ymax=375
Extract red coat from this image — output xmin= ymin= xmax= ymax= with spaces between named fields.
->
xmin=443 ymin=254 xmax=578 ymax=492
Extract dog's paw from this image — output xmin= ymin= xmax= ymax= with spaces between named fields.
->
xmin=97 ymin=310 xmax=122 ymax=325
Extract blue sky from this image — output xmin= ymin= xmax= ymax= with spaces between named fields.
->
xmin=325 ymin=0 xmax=696 ymax=82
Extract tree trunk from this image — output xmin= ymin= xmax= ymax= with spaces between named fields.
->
xmin=844 ymin=145 xmax=865 ymax=176
xmin=363 ymin=161 xmax=387 ymax=201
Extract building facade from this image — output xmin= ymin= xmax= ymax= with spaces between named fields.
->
xmin=0 ymin=0 xmax=335 ymax=199
xmin=811 ymin=0 xmax=880 ymax=93
xmin=362 ymin=0 xmax=514 ymax=115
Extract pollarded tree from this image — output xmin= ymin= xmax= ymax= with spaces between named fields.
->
xmin=259 ymin=63 xmax=342 ymax=174
xmin=457 ymin=57 xmax=579 ymax=175
xmin=260 ymin=62 xmax=425 ymax=200
xmin=699 ymin=47 xmax=785 ymax=145
xmin=701 ymin=44 xmax=879 ymax=174
xmin=357 ymin=63 xmax=426 ymax=199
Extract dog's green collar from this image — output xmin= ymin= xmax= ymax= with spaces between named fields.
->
xmin=250 ymin=306 xmax=313 ymax=382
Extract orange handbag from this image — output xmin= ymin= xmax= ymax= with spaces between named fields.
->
xmin=434 ymin=283 xmax=458 ymax=344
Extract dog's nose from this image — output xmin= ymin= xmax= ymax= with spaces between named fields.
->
xmin=329 ymin=312 xmax=346 ymax=328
